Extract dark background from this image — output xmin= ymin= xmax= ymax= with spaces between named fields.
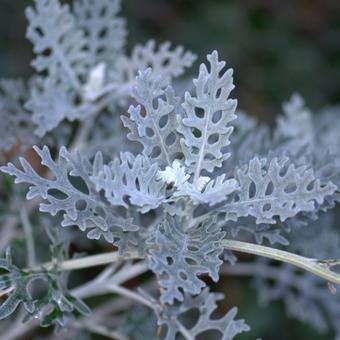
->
xmin=1 ymin=0 xmax=340 ymax=120
xmin=0 ymin=1 xmax=339 ymax=339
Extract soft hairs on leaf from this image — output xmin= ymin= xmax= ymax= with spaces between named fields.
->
xmin=3 ymin=5 xmax=340 ymax=334
xmin=157 ymin=288 xmax=250 ymax=340
xmin=147 ymin=215 xmax=225 ymax=304
xmin=122 ymin=69 xmax=182 ymax=167
xmin=219 ymin=157 xmax=336 ymax=224
xmin=0 ymin=79 xmax=35 ymax=151
xmin=0 ymin=146 xmax=139 ymax=252
xmin=90 ymin=151 xmax=166 ymax=213
xmin=27 ymin=78 xmax=80 ymax=137
xmin=74 ymin=0 xmax=126 ymax=67
xmin=175 ymin=173 xmax=239 ymax=206
xmin=24 ymin=0 xmax=196 ymax=137
xmin=177 ymin=50 xmax=237 ymax=179
xmin=113 ymin=40 xmax=196 ymax=86
xmin=0 ymin=249 xmax=34 ymax=320
xmin=26 ymin=0 xmax=88 ymax=89
xmin=25 ymin=0 xmax=89 ymax=136
xmin=274 ymin=93 xmax=314 ymax=154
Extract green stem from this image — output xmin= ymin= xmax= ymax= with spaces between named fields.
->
xmin=223 ymin=239 xmax=340 ymax=285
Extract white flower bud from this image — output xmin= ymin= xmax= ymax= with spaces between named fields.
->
xmin=83 ymin=63 xmax=106 ymax=101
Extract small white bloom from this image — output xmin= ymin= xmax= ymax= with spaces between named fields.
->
xmin=157 ymin=165 xmax=176 ymax=184
xmin=83 ymin=62 xmax=106 ymax=101
xmin=157 ymin=160 xmax=189 ymax=187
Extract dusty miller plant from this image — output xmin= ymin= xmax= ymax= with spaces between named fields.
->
xmin=0 ymin=0 xmax=339 ymax=339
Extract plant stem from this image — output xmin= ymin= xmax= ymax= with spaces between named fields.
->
xmin=73 ymin=261 xmax=149 ymax=299
xmin=106 ymin=284 xmax=154 ymax=310
xmin=26 ymin=239 xmax=340 ymax=285
xmin=20 ymin=207 xmax=36 ymax=267
xmin=27 ymin=251 xmax=142 ymax=273
xmin=223 ymin=239 xmax=340 ymax=285
xmin=81 ymin=322 xmax=128 ymax=340
xmin=0 ymin=216 xmax=17 ymax=252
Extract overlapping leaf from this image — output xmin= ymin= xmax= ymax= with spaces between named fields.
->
xmin=0 ymin=79 xmax=36 ymax=151
xmin=74 ymin=0 xmax=126 ymax=67
xmin=177 ymin=50 xmax=237 ymax=176
xmin=90 ymin=151 xmax=166 ymax=213
xmin=0 ymin=248 xmax=90 ymax=329
xmin=157 ymin=288 xmax=250 ymax=340
xmin=274 ymin=94 xmax=314 ymax=153
xmin=147 ymin=215 xmax=225 ymax=304
xmin=224 ymin=217 xmax=289 ymax=246
xmin=175 ymin=174 xmax=239 ymax=206
xmin=219 ymin=157 xmax=336 ymax=224
xmin=226 ymin=110 xmax=270 ymax=168
xmin=26 ymin=0 xmax=88 ymax=89
xmin=0 ymin=146 xmax=139 ymax=251
xmin=122 ymin=69 xmax=181 ymax=167
xmin=113 ymin=40 xmax=196 ymax=86
xmin=27 ymin=78 xmax=77 ymax=137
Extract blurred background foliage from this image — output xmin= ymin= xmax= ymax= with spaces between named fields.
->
xmin=1 ymin=0 xmax=340 ymax=120
xmin=0 ymin=1 xmax=339 ymax=339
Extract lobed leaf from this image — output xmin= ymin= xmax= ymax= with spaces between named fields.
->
xmin=0 ymin=79 xmax=35 ymax=151
xmin=122 ymin=68 xmax=182 ymax=167
xmin=74 ymin=0 xmax=126 ymax=67
xmin=26 ymin=0 xmax=88 ymax=89
xmin=157 ymin=288 xmax=250 ymax=340
xmin=113 ymin=40 xmax=196 ymax=87
xmin=90 ymin=151 xmax=166 ymax=213
xmin=177 ymin=50 xmax=237 ymax=177
xmin=147 ymin=215 xmax=225 ymax=304
xmin=0 ymin=146 xmax=139 ymax=252
xmin=219 ymin=157 xmax=336 ymax=224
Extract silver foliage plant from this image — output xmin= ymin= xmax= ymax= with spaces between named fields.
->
xmin=0 ymin=0 xmax=339 ymax=339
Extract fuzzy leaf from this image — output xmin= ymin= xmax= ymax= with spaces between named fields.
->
xmin=0 ymin=146 xmax=139 ymax=251
xmin=90 ymin=151 xmax=166 ymax=213
xmin=113 ymin=40 xmax=196 ymax=86
xmin=122 ymin=68 xmax=181 ymax=167
xmin=175 ymin=174 xmax=239 ymax=206
xmin=27 ymin=78 xmax=76 ymax=137
xmin=0 ymin=79 xmax=35 ymax=151
xmin=26 ymin=0 xmax=88 ymax=89
xmin=219 ymin=157 xmax=336 ymax=224
xmin=226 ymin=110 xmax=270 ymax=168
xmin=74 ymin=0 xmax=126 ymax=67
xmin=0 ymin=248 xmax=90 ymax=328
xmin=147 ymin=215 xmax=225 ymax=304
xmin=177 ymin=50 xmax=237 ymax=176
xmin=157 ymin=288 xmax=250 ymax=340
xmin=274 ymin=93 xmax=314 ymax=152
xmin=74 ymin=0 xmax=127 ymax=66
xmin=224 ymin=217 xmax=289 ymax=246
xmin=27 ymin=77 xmax=100 ymax=137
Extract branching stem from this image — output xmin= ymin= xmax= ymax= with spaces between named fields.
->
xmin=223 ymin=239 xmax=340 ymax=285
xmin=27 ymin=251 xmax=142 ymax=273
xmin=26 ymin=240 xmax=340 ymax=286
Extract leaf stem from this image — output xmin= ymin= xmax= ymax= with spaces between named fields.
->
xmin=20 ymin=207 xmax=36 ymax=267
xmin=222 ymin=239 xmax=340 ymax=285
xmin=27 ymin=251 xmax=142 ymax=273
